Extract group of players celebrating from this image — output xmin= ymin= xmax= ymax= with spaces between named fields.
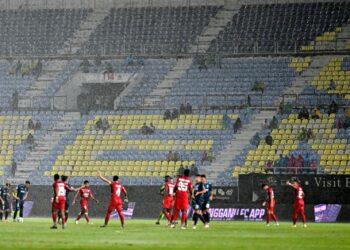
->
xmin=261 ymin=178 xmax=307 ymax=228
xmin=158 ymin=169 xmax=213 ymax=229
xmin=51 ymin=171 xmax=128 ymax=229
xmin=1 ymin=171 xmax=306 ymax=229
xmin=0 ymin=181 xmax=30 ymax=223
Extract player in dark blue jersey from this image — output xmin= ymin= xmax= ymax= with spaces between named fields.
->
xmin=0 ymin=183 xmax=11 ymax=222
xmin=201 ymin=175 xmax=213 ymax=228
xmin=13 ymin=181 xmax=30 ymax=223
xmin=191 ymin=175 xmax=206 ymax=229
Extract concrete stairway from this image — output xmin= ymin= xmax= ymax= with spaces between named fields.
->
xmin=335 ymin=22 xmax=350 ymax=49
xmin=189 ymin=4 xmax=240 ymax=53
xmin=19 ymin=9 xmax=111 ymax=108
xmin=143 ymin=58 xmax=193 ymax=107
xmin=142 ymin=5 xmax=240 ymax=108
xmin=19 ymin=61 xmax=67 ymax=103
xmin=8 ymin=112 xmax=81 ymax=185
xmin=206 ymin=110 xmax=276 ymax=182
xmin=57 ymin=9 xmax=110 ymax=54
xmin=314 ymin=22 xmax=350 ymax=51
xmin=278 ymin=55 xmax=334 ymax=105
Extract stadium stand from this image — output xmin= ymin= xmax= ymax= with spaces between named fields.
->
xmin=0 ymin=9 xmax=90 ymax=55
xmin=0 ymin=1 xmax=348 ymax=188
xmin=31 ymin=110 xmax=246 ymax=185
xmin=209 ymin=1 xmax=350 ymax=53
xmin=83 ymin=6 xmax=220 ymax=54
xmin=164 ymin=57 xmax=298 ymax=108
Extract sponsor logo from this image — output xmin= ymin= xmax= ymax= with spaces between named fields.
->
xmin=209 ymin=208 xmax=265 ymax=221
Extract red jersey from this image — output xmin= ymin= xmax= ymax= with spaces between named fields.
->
xmin=80 ymin=187 xmax=92 ymax=203
xmin=164 ymin=181 xmax=175 ymax=198
xmin=52 ymin=181 xmax=68 ymax=200
xmin=175 ymin=176 xmax=192 ymax=200
xmin=110 ymin=181 xmax=126 ymax=202
xmin=266 ymin=187 xmax=275 ymax=202
xmin=294 ymin=186 xmax=304 ymax=203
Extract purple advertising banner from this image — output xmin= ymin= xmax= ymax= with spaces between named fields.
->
xmin=209 ymin=208 xmax=265 ymax=221
xmin=314 ymin=204 xmax=342 ymax=223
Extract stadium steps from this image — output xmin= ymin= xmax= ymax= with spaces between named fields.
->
xmin=205 ymin=110 xmax=276 ymax=182
xmin=18 ymin=60 xmax=68 ymax=108
xmin=189 ymin=3 xmax=241 ymax=53
xmin=335 ymin=22 xmax=350 ymax=49
xmin=58 ymin=9 xmax=111 ymax=55
xmin=278 ymin=55 xmax=334 ymax=105
xmin=143 ymin=58 xmax=193 ymax=107
xmin=7 ymin=112 xmax=81 ymax=185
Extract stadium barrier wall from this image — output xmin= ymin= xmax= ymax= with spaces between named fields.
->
xmin=22 ymin=180 xmax=350 ymax=222
xmin=0 ymin=0 xmax=344 ymax=9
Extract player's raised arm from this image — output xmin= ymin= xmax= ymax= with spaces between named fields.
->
xmin=97 ymin=171 xmax=112 ymax=185
xmin=286 ymin=181 xmax=298 ymax=189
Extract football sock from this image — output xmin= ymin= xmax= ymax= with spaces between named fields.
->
xmin=61 ymin=212 xmax=66 ymax=226
xmin=65 ymin=212 xmax=69 ymax=223
xmin=301 ymin=212 xmax=306 ymax=224
xmin=267 ymin=214 xmax=271 ymax=224
xmin=0 ymin=212 xmax=3 ymax=220
xmin=117 ymin=210 xmax=124 ymax=226
xmin=193 ymin=213 xmax=198 ymax=225
xmin=5 ymin=211 xmax=9 ymax=220
xmin=104 ymin=212 xmax=111 ymax=225
xmin=85 ymin=214 xmax=90 ymax=223
xmin=163 ymin=210 xmax=171 ymax=221
xmin=198 ymin=214 xmax=206 ymax=224
xmin=292 ymin=214 xmax=298 ymax=224
xmin=52 ymin=212 xmax=57 ymax=224
xmin=203 ymin=213 xmax=210 ymax=223
xmin=271 ymin=213 xmax=278 ymax=223
xmin=76 ymin=213 xmax=82 ymax=221
xmin=181 ymin=211 xmax=187 ymax=225
xmin=172 ymin=209 xmax=179 ymax=223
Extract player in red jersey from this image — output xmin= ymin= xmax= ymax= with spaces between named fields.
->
xmin=261 ymin=184 xmax=279 ymax=226
xmin=51 ymin=174 xmax=79 ymax=229
xmin=73 ymin=180 xmax=99 ymax=224
xmin=98 ymin=171 xmax=128 ymax=229
xmin=287 ymin=179 xmax=307 ymax=228
xmin=171 ymin=169 xmax=192 ymax=229
xmin=162 ymin=176 xmax=175 ymax=225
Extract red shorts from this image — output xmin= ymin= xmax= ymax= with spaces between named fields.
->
xmin=174 ymin=197 xmax=189 ymax=211
xmin=107 ymin=199 xmax=123 ymax=213
xmin=80 ymin=200 xmax=88 ymax=211
xmin=293 ymin=201 xmax=305 ymax=214
xmin=266 ymin=199 xmax=276 ymax=213
xmin=163 ymin=197 xmax=174 ymax=209
xmin=53 ymin=197 xmax=66 ymax=210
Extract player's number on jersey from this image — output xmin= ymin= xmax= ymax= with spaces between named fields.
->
xmin=115 ymin=186 xmax=121 ymax=197
xmin=58 ymin=185 xmax=66 ymax=196
xmin=298 ymin=190 xmax=303 ymax=199
xmin=178 ymin=181 xmax=188 ymax=192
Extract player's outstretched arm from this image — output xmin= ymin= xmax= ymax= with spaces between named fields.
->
xmin=90 ymin=192 xmax=99 ymax=203
xmin=72 ymin=191 xmax=79 ymax=205
xmin=97 ymin=171 xmax=111 ymax=185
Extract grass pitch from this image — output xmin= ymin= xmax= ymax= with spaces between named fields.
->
xmin=0 ymin=219 xmax=349 ymax=250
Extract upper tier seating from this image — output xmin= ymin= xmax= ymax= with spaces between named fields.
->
xmin=209 ymin=2 xmax=350 ymax=53
xmin=165 ymin=57 xmax=297 ymax=108
xmin=83 ymin=6 xmax=220 ymax=55
xmin=0 ymin=9 xmax=89 ymax=55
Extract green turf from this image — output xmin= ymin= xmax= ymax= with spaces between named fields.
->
xmin=0 ymin=219 xmax=349 ymax=250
